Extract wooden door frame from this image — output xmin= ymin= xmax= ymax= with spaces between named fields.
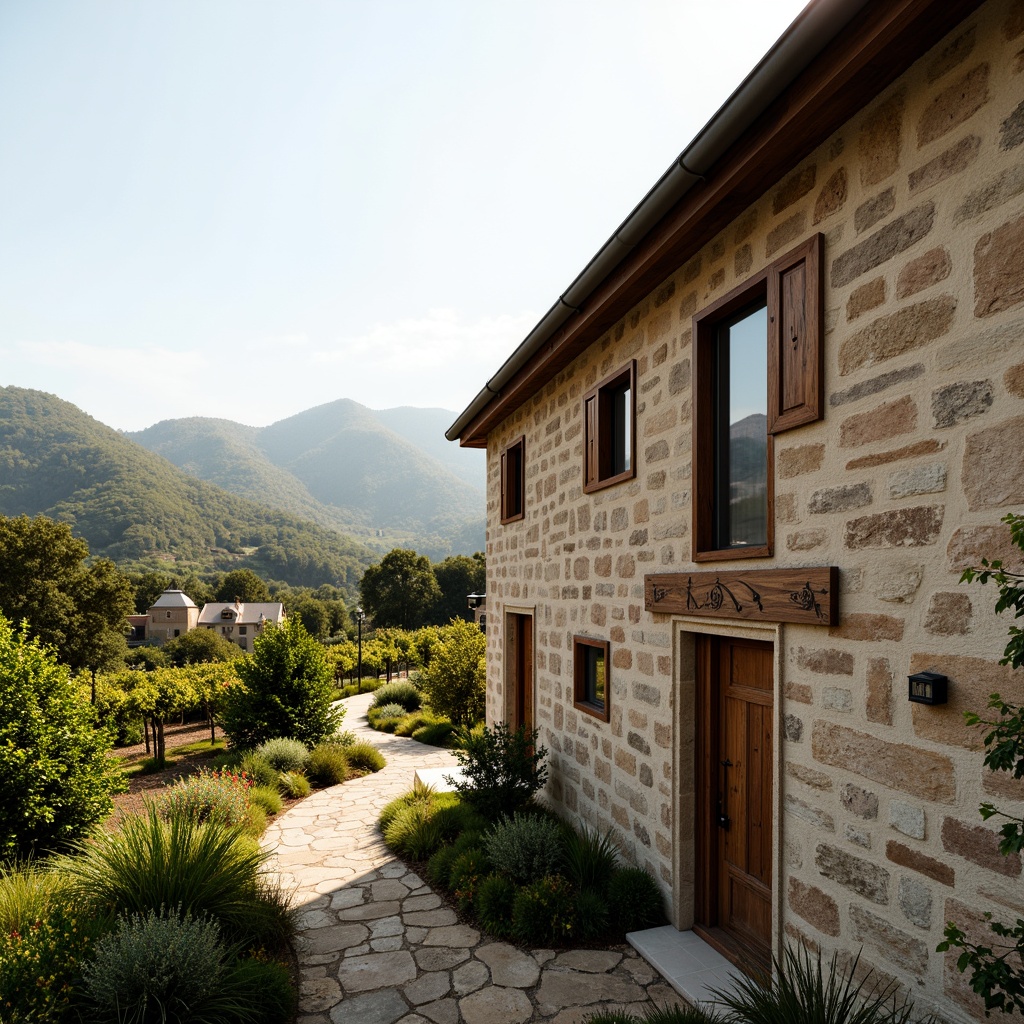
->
xmin=670 ymin=619 xmax=784 ymax=964
xmin=504 ymin=608 xmax=535 ymax=731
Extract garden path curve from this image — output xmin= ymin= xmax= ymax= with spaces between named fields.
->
xmin=263 ymin=691 xmax=680 ymax=1024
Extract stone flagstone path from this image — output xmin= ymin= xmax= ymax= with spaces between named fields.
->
xmin=263 ymin=692 xmax=682 ymax=1024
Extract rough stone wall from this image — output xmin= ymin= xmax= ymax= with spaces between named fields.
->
xmin=484 ymin=0 xmax=1024 ymax=1016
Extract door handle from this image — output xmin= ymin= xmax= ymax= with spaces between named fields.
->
xmin=717 ymin=759 xmax=733 ymax=830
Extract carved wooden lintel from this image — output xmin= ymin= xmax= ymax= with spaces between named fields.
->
xmin=645 ymin=566 xmax=838 ymax=626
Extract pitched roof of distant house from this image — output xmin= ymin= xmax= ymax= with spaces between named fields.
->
xmin=150 ymin=588 xmax=198 ymax=609
xmin=197 ymin=602 xmax=285 ymax=626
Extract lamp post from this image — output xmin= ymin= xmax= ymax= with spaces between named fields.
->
xmin=356 ymin=607 xmax=364 ymax=693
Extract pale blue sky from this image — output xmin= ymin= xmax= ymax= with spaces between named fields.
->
xmin=0 ymin=0 xmax=807 ymax=432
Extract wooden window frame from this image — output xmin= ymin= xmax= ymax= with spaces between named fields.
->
xmin=692 ymin=234 xmax=823 ymax=562
xmin=583 ymin=361 xmax=636 ymax=494
xmin=573 ymin=635 xmax=611 ymax=722
xmin=500 ymin=435 xmax=525 ymax=524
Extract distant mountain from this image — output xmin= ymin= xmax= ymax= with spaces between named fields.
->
xmin=0 ymin=387 xmax=382 ymax=593
xmin=130 ymin=399 xmax=485 ymax=558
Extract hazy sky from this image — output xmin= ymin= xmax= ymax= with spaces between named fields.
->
xmin=0 ymin=0 xmax=808 ymax=433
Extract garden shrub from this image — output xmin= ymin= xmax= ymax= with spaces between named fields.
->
xmin=431 ymin=801 xmax=486 ymax=844
xmin=484 ymin=812 xmax=564 ymax=884
xmin=394 ymin=712 xmax=438 ymax=736
xmin=0 ymin=903 xmax=108 ymax=1024
xmin=220 ymin=953 xmax=296 ymax=1023
xmin=574 ymin=888 xmax=610 ymax=942
xmin=419 ymin=618 xmax=486 ymax=726
xmin=427 ymin=844 xmax=460 ymax=890
xmin=82 ymin=909 xmax=227 ymax=1022
xmin=0 ymin=860 xmax=71 ymax=934
xmin=475 ymin=873 xmax=517 ymax=938
xmin=368 ymin=703 xmax=407 ymax=730
xmin=511 ymin=874 xmax=576 ymax=946
xmin=448 ymin=847 xmax=491 ymax=915
xmin=219 ymin=617 xmax=343 ymax=749
xmin=239 ymin=751 xmax=278 ymax=789
xmin=383 ymin=802 xmax=444 ymax=860
xmin=61 ymin=804 xmax=291 ymax=949
xmin=380 ymin=790 xmax=426 ymax=832
xmin=331 ymin=729 xmax=358 ymax=747
xmin=562 ymin=824 xmax=619 ymax=893
xmin=248 ymin=785 xmax=284 ymax=816
xmin=162 ymin=768 xmax=253 ymax=828
xmin=0 ymin=615 xmax=125 ymax=860
xmin=451 ymin=722 xmax=548 ymax=820
xmin=413 ymin=721 xmax=457 ymax=747
xmin=345 ymin=742 xmax=386 ymax=773
xmin=256 ymin=737 xmax=309 ymax=774
xmin=371 ymin=681 xmax=422 ymax=712
xmin=607 ymin=866 xmax=664 ymax=933
xmin=307 ymin=743 xmax=350 ymax=787
xmin=278 ymin=771 xmax=311 ymax=799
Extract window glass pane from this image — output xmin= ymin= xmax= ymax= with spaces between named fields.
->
xmin=717 ymin=302 xmax=768 ymax=548
xmin=610 ymin=383 xmax=631 ymax=476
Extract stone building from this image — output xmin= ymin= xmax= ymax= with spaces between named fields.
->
xmin=448 ymin=0 xmax=1024 ymax=1015
xmin=145 ymin=588 xmax=199 ymax=644
xmin=197 ymin=600 xmax=285 ymax=652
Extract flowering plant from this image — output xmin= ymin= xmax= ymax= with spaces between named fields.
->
xmin=162 ymin=768 xmax=252 ymax=828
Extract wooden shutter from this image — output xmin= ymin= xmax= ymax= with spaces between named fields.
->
xmin=767 ymin=233 xmax=823 ymax=434
xmin=584 ymin=394 xmax=599 ymax=488
xmin=500 ymin=447 xmax=509 ymax=521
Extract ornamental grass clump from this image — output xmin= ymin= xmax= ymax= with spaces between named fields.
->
xmin=345 ymin=741 xmax=386 ymax=773
xmin=278 ymin=771 xmax=311 ymax=799
xmin=238 ymin=751 xmax=278 ymax=789
xmin=162 ymin=768 xmax=252 ymax=828
xmin=60 ymin=804 xmax=291 ymax=950
xmin=607 ymin=866 xmax=665 ymax=933
xmin=307 ymin=743 xmax=350 ymax=787
xmin=562 ymin=824 xmax=619 ymax=893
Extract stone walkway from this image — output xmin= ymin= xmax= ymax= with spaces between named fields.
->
xmin=263 ymin=693 xmax=682 ymax=1024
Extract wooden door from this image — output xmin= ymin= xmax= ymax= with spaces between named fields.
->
xmin=695 ymin=635 xmax=773 ymax=973
xmin=507 ymin=613 xmax=533 ymax=732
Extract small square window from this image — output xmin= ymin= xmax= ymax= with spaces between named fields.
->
xmin=239 ymin=625 xmax=247 ymax=635
xmin=500 ymin=436 xmax=525 ymax=524
xmin=583 ymin=361 xmax=636 ymax=493
xmin=573 ymin=636 xmax=610 ymax=721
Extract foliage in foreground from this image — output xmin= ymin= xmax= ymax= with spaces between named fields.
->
xmin=939 ymin=512 xmax=1024 ymax=1015
xmin=0 ymin=613 xmax=124 ymax=861
xmin=220 ymin=617 xmax=344 ymax=748
xmin=419 ymin=618 xmax=486 ymax=727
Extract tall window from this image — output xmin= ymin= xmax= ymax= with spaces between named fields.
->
xmin=584 ymin=361 xmax=636 ymax=493
xmin=500 ymin=436 xmax=525 ymax=524
xmin=573 ymin=636 xmax=610 ymax=721
xmin=713 ymin=301 xmax=769 ymax=550
xmin=693 ymin=234 xmax=823 ymax=561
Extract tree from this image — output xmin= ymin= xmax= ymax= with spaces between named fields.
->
xmin=431 ymin=552 xmax=486 ymax=624
xmin=360 ymin=549 xmax=440 ymax=629
xmin=219 ymin=618 xmax=343 ymax=748
xmin=162 ymin=628 xmax=242 ymax=667
xmin=290 ymin=596 xmax=331 ymax=640
xmin=214 ymin=569 xmax=270 ymax=604
xmin=0 ymin=614 xmax=125 ymax=859
xmin=939 ymin=513 xmax=1024 ymax=1015
xmin=0 ymin=515 xmax=133 ymax=672
xmin=419 ymin=618 xmax=486 ymax=727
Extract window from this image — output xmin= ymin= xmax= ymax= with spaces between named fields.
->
xmin=584 ymin=361 xmax=636 ymax=493
xmin=573 ymin=636 xmax=611 ymax=721
xmin=692 ymin=234 xmax=823 ymax=561
xmin=239 ymin=625 xmax=247 ymax=635
xmin=500 ymin=436 xmax=525 ymax=523
xmin=173 ymin=629 xmax=180 ymax=637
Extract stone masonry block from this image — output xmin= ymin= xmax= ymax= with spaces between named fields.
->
xmin=831 ymin=203 xmax=935 ymax=288
xmin=941 ymin=816 xmax=1022 ymax=876
xmin=896 ymin=247 xmax=952 ymax=298
xmin=887 ymin=463 xmax=947 ymax=499
xmin=932 ymin=379 xmax=993 ymax=427
xmin=975 ymin=213 xmax=1024 ymax=317
xmin=838 ymin=295 xmax=954 ymax=375
xmin=788 ymin=877 xmax=840 ymax=936
xmin=812 ymin=721 xmax=956 ymax=802
xmin=849 ymin=905 xmax=929 ymax=974
xmin=815 ymin=843 xmax=889 ymax=903
xmin=840 ymin=782 xmax=879 ymax=819
xmin=923 ymin=592 xmax=972 ymax=636
xmin=890 ymin=801 xmax=926 ymax=840
xmin=845 ymin=506 xmax=944 ymax=549
xmin=964 ymin=416 xmax=1024 ymax=510
xmin=886 ymin=839 xmax=954 ymax=886
xmin=917 ymin=63 xmax=990 ymax=147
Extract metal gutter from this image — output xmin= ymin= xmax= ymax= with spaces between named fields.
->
xmin=446 ymin=0 xmax=870 ymax=444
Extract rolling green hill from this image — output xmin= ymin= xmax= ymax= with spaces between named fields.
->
xmin=130 ymin=399 xmax=486 ymax=557
xmin=0 ymin=387 xmax=381 ymax=593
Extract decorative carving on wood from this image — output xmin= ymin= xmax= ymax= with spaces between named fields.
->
xmin=645 ymin=566 xmax=838 ymax=625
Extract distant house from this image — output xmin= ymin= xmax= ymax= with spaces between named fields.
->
xmin=126 ymin=614 xmax=150 ymax=646
xmin=145 ymin=588 xmax=199 ymax=644
xmin=197 ymin=600 xmax=285 ymax=652
xmin=448 ymin=0 xmax=1024 ymax=1015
